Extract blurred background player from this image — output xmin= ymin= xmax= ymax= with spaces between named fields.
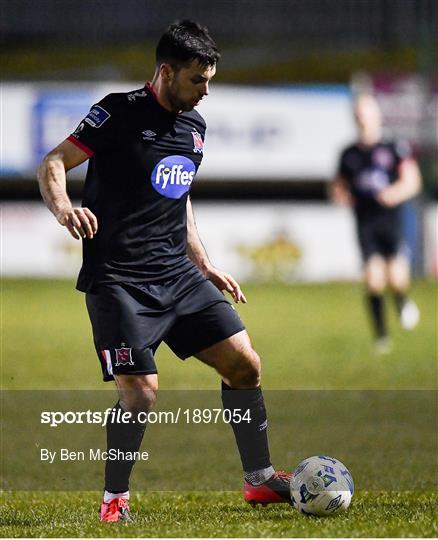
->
xmin=330 ymin=93 xmax=422 ymax=353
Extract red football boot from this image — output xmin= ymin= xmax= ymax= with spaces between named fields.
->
xmin=100 ymin=497 xmax=131 ymax=522
xmin=244 ymin=471 xmax=293 ymax=506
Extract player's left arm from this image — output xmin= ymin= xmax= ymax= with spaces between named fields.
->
xmin=376 ymin=158 xmax=422 ymax=207
xmin=186 ymin=197 xmax=247 ymax=303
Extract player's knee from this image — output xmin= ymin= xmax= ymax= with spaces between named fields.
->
xmin=388 ymin=274 xmax=408 ymax=292
xmin=387 ymin=262 xmax=409 ymax=292
xmin=365 ymin=257 xmax=387 ymax=293
xmin=122 ymin=388 xmax=157 ymax=414
xmin=118 ymin=376 xmax=158 ymax=414
xmin=365 ymin=270 xmax=386 ymax=293
xmin=366 ymin=281 xmax=385 ymax=294
xmin=228 ymin=349 xmax=261 ymax=388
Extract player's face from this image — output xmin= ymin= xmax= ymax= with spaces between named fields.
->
xmin=354 ymin=95 xmax=382 ymax=134
xmin=166 ymin=60 xmax=216 ymax=112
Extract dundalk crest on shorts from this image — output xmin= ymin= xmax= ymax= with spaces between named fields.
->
xmin=115 ymin=347 xmax=134 ymax=367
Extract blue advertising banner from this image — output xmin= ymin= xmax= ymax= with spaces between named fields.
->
xmin=32 ymin=90 xmax=93 ymax=173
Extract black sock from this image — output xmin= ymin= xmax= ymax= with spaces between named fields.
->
xmin=393 ymin=292 xmax=407 ymax=314
xmin=221 ymin=381 xmax=271 ymax=472
xmin=366 ymin=293 xmax=387 ymax=338
xmin=104 ymin=402 xmax=146 ymax=493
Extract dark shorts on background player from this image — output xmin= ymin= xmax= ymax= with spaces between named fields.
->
xmin=356 ymin=213 xmax=405 ymax=261
xmin=85 ymin=268 xmax=245 ymax=381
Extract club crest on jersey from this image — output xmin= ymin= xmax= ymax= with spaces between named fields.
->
xmin=115 ymin=347 xmax=134 ymax=367
xmin=151 ymin=155 xmax=196 ymax=199
xmin=191 ymin=130 xmax=204 ymax=154
xmin=84 ymin=105 xmax=111 ymax=128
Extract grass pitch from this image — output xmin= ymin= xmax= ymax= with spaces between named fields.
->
xmin=2 ymin=491 xmax=437 ymax=538
xmin=1 ymin=279 xmax=437 ymax=537
xmin=3 ymin=279 xmax=436 ymax=390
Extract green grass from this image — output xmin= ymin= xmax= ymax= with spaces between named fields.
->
xmin=1 ymin=491 xmax=437 ymax=538
xmin=2 ymin=279 xmax=437 ymax=390
xmin=1 ymin=279 xmax=437 ymax=537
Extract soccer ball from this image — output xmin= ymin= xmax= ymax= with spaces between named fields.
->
xmin=290 ymin=455 xmax=354 ymax=516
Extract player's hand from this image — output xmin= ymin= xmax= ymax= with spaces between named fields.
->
xmin=335 ymin=191 xmax=354 ymax=206
xmin=56 ymin=206 xmax=98 ymax=240
xmin=329 ymin=178 xmax=354 ymax=206
xmin=375 ymin=188 xmax=399 ymax=208
xmin=205 ymin=267 xmax=247 ymax=304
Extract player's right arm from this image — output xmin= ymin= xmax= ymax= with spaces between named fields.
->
xmin=328 ymin=174 xmax=353 ymax=206
xmin=329 ymin=148 xmax=354 ymax=206
xmin=37 ymin=139 xmax=98 ymax=240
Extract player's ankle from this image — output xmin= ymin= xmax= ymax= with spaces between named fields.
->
xmin=244 ymin=465 xmax=275 ymax=486
xmin=103 ymin=489 xmax=129 ymax=503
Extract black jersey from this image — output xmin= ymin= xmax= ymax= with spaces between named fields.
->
xmin=68 ymin=85 xmax=207 ymax=292
xmin=338 ymin=140 xmax=411 ymax=221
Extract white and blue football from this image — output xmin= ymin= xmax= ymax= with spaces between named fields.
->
xmin=290 ymin=455 xmax=354 ymax=516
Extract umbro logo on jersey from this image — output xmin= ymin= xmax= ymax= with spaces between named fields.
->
xmin=128 ymin=90 xmax=148 ymax=102
xmin=142 ymin=130 xmax=157 ymax=141
xmin=73 ymin=122 xmax=85 ymax=135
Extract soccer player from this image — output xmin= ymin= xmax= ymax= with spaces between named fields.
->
xmin=38 ymin=20 xmax=291 ymax=522
xmin=330 ymin=93 xmax=422 ymax=353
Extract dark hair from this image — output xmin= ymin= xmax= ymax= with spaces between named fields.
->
xmin=156 ymin=20 xmax=220 ymax=69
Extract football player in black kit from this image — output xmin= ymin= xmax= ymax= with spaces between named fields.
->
xmin=38 ymin=20 xmax=291 ymax=522
xmin=330 ymin=93 xmax=422 ymax=354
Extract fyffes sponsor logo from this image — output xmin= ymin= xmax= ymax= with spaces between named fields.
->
xmin=157 ymin=164 xmax=193 ymax=188
xmin=151 ymin=155 xmax=196 ymax=199
xmin=357 ymin=168 xmax=390 ymax=196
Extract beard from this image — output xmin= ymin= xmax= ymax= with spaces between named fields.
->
xmin=167 ymin=82 xmax=194 ymax=113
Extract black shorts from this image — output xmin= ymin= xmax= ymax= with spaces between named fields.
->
xmin=85 ymin=268 xmax=245 ymax=381
xmin=356 ymin=213 xmax=405 ymax=262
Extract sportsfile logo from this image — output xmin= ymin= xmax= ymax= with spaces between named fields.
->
xmin=151 ymin=155 xmax=196 ymax=199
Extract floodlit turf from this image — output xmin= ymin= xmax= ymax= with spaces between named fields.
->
xmin=1 ymin=491 xmax=437 ymax=538
xmin=1 ymin=279 xmax=437 ymax=537
xmin=2 ymin=279 xmax=437 ymax=390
